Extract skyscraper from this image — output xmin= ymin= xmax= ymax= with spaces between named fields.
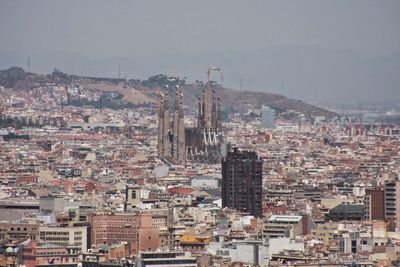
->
xmin=384 ymin=179 xmax=400 ymax=229
xmin=221 ymin=148 xmax=263 ymax=217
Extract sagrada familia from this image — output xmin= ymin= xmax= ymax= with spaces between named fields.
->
xmin=157 ymin=74 xmax=224 ymax=165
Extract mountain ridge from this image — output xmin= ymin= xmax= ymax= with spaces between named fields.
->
xmin=2 ymin=46 xmax=398 ymax=104
xmin=0 ymin=67 xmax=337 ymax=118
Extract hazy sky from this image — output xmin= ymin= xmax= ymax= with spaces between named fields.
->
xmin=1 ymin=0 xmax=399 ymax=103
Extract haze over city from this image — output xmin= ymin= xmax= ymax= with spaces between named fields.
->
xmin=1 ymin=0 xmax=399 ymax=103
xmin=1 ymin=1 xmax=400 ymax=267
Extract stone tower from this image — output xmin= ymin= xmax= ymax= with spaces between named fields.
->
xmin=124 ymin=184 xmax=141 ymax=211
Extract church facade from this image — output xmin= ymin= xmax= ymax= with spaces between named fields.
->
xmin=157 ymin=80 xmax=224 ymax=165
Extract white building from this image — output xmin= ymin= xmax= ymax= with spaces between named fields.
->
xmin=137 ymin=251 xmax=197 ymax=267
xmin=191 ymin=175 xmax=220 ymax=189
xmin=207 ymin=237 xmax=304 ymax=266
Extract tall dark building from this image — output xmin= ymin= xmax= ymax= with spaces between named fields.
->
xmin=221 ymin=148 xmax=263 ymax=217
xmin=384 ymin=179 xmax=400 ymax=229
xmin=363 ymin=188 xmax=385 ymax=221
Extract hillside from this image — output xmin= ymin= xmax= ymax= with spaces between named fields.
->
xmin=134 ymin=74 xmax=337 ymax=118
xmin=180 ymin=84 xmax=336 ymax=117
xmin=0 ymin=67 xmax=26 ymax=88
xmin=0 ymin=67 xmax=337 ymax=118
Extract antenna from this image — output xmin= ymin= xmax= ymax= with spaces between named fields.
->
xmin=27 ymin=57 xmax=31 ymax=73
xmin=118 ymin=64 xmax=121 ymax=79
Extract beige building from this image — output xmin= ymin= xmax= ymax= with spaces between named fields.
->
xmin=0 ymin=222 xmax=39 ymax=241
xmin=311 ymin=222 xmax=338 ymax=246
xmin=39 ymin=225 xmax=88 ymax=252
xmin=142 ymin=208 xmax=169 ymax=228
xmin=124 ymin=184 xmax=141 ymax=212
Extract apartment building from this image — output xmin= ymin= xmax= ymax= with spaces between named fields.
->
xmin=39 ymin=225 xmax=88 ymax=252
xmin=90 ymin=213 xmax=159 ymax=256
xmin=0 ymin=222 xmax=39 ymax=241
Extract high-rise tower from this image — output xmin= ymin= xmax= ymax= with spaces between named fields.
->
xmin=221 ymin=148 xmax=263 ymax=217
xmin=384 ymin=179 xmax=400 ymax=229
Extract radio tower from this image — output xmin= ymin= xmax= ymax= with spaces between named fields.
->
xmin=27 ymin=57 xmax=31 ymax=72
xmin=118 ymin=64 xmax=121 ymax=79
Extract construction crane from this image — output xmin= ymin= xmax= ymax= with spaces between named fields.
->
xmin=206 ymin=66 xmax=221 ymax=85
xmin=166 ymin=65 xmax=223 ymax=86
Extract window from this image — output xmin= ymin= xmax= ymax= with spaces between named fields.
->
xmin=131 ymin=190 xmax=136 ymax=199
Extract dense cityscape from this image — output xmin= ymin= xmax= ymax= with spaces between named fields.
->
xmin=1 ymin=1 xmax=400 ymax=267
xmin=0 ymin=66 xmax=399 ymax=267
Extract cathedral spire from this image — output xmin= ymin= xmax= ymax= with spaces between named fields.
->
xmin=156 ymin=89 xmax=164 ymax=158
xmin=197 ymin=97 xmax=202 ymax=129
xmin=162 ymin=85 xmax=171 ymax=158
xmin=211 ymin=93 xmax=217 ymax=129
xmin=203 ymin=81 xmax=212 ymax=129
xmin=217 ymin=97 xmax=222 ymax=131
